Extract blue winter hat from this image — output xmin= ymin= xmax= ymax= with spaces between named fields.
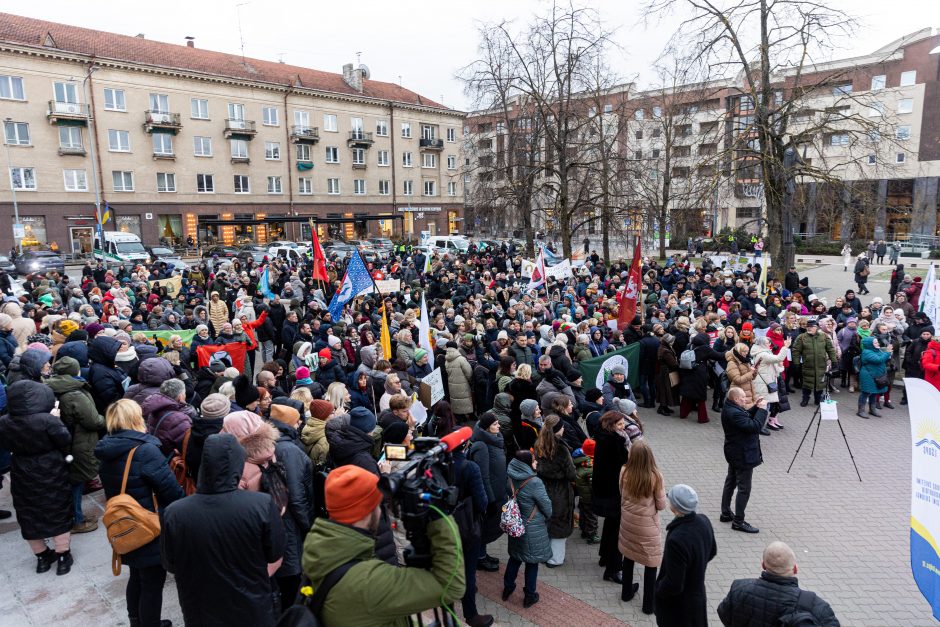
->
xmin=349 ymin=407 xmax=377 ymax=434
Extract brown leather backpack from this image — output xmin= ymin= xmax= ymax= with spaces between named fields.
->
xmin=102 ymin=446 xmax=161 ymax=575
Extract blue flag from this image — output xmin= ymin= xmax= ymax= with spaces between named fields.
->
xmin=328 ymin=252 xmax=373 ymax=320
xmin=259 ymin=267 xmax=276 ymax=300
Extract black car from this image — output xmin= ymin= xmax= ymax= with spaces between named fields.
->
xmin=201 ymin=246 xmax=239 ymax=259
xmin=13 ymin=250 xmax=65 ymax=276
xmin=236 ymin=244 xmax=269 ymax=264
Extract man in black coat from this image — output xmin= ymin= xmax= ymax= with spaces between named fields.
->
xmin=720 ymin=387 xmax=768 ymax=534
xmin=161 ymin=434 xmax=286 ymax=627
xmin=784 ymin=266 xmax=800 ymax=294
xmin=655 ymin=484 xmax=717 ymax=627
xmin=717 ymin=541 xmax=839 ymax=626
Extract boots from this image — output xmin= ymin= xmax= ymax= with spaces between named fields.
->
xmin=55 ymin=550 xmax=73 ymax=576
xmin=35 ymin=548 xmax=56 ymax=573
xmin=869 ymin=403 xmax=882 ymax=418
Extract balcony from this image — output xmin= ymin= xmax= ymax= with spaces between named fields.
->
xmin=231 ymin=156 xmax=251 ymax=165
xmin=144 ymin=110 xmax=182 ymax=134
xmin=47 ymin=100 xmax=89 ymax=125
xmin=347 ymin=130 xmax=374 ymax=147
xmin=223 ymin=118 xmax=257 ymax=139
xmin=58 ymin=145 xmax=87 ymax=156
xmin=352 ymin=162 xmax=367 ymax=170
xmin=420 ymin=137 xmax=444 ymax=151
xmin=290 ymin=126 xmax=320 ymax=143
xmin=153 ymin=151 xmax=176 ymax=161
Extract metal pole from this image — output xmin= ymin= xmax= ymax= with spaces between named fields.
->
xmin=82 ymin=68 xmax=103 ymax=237
xmin=2 ymin=119 xmax=21 ymax=254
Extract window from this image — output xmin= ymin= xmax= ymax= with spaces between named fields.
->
xmin=350 ymin=117 xmax=364 ymax=134
xmin=738 ymin=97 xmax=753 ymax=112
xmin=193 ymin=136 xmax=213 ymax=157
xmin=422 ymin=153 xmax=436 ymax=168
xmin=829 ymin=133 xmax=850 ymax=146
xmin=447 ymin=155 xmax=456 ymax=170
xmin=262 ymin=106 xmax=279 ymax=126
xmin=635 ymin=130 xmax=643 ymax=140
xmin=233 ymin=175 xmax=250 ymax=193
xmin=267 ymin=176 xmax=282 ymax=194
xmin=463 ymin=125 xmax=470 ymax=136
xmin=448 ymin=181 xmax=457 ymax=196
xmin=871 ymin=75 xmax=886 ymax=91
xmin=196 ymin=173 xmax=215 ymax=193
xmin=112 ymin=170 xmax=134 ymax=192
xmin=323 ymin=114 xmax=337 ymax=132
xmin=191 ymin=98 xmax=209 ymax=119
xmin=634 ymin=109 xmax=645 ymax=120
xmin=327 ymin=178 xmax=340 ymax=194
xmin=54 ymin=81 xmax=79 ymax=104
xmin=651 ymin=128 xmax=661 ymax=139
xmin=634 ymin=150 xmax=642 ymax=160
xmin=352 ymin=148 xmax=365 ymax=165
xmin=377 ymin=150 xmax=389 ymax=166
xmin=868 ymin=102 xmax=885 ymax=117
xmin=264 ymin=141 xmax=281 ymax=160
xmin=651 ymin=149 xmax=661 ymax=158
xmin=402 ymin=151 xmax=412 ymax=167
xmin=403 ymin=180 xmax=413 ymax=195
xmin=422 ymin=125 xmax=436 ymax=140
xmin=897 ymin=152 xmax=906 ymax=163
xmin=0 ymin=75 xmax=25 ymax=100
xmin=294 ymin=110 xmax=310 ymax=129
xmin=378 ymin=180 xmax=390 ymax=195
xmin=152 ymin=133 xmax=174 ymax=156
xmin=896 ymin=125 xmax=911 ymax=140
xmin=423 ymin=180 xmax=436 ymax=196
xmin=156 ymin=172 xmax=176 ymax=192
xmin=9 ymin=167 xmax=36 ymax=190
xmin=63 ymin=169 xmax=87 ymax=192
xmin=604 ymin=104 xmax=613 ymax=114
xmin=376 ymin=120 xmax=389 ymax=136
xmin=353 ymin=179 xmax=366 ymax=195
xmin=298 ymin=177 xmax=313 ymax=194
xmin=652 ymin=106 xmax=662 ymax=118
xmin=496 ymin=122 xmax=505 ymax=132
xmin=149 ymin=93 xmax=169 ymax=113
xmin=108 ymin=129 xmax=130 ymax=152
xmin=446 ymin=128 xmax=456 ymax=142
xmin=325 ymin=146 xmax=339 ymax=163
xmin=867 ymin=154 xmax=877 ymax=165
xmin=900 ymin=71 xmax=916 ymax=87
xmin=296 ymin=143 xmax=311 ymax=161
xmin=4 ymin=121 xmax=29 ymax=145
xmin=104 ymin=88 xmax=126 ymax=111
xmin=898 ymin=98 xmax=914 ymax=114
xmin=230 ymin=139 xmax=248 ymax=159
xmin=58 ymin=126 xmax=82 ymax=150
xmin=228 ymin=103 xmax=246 ymax=121
xmin=832 ymin=83 xmax=853 ymax=96
xmin=401 ymin=122 xmax=412 ymax=138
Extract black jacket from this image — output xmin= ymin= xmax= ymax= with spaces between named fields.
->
xmin=161 ymin=434 xmax=286 ymax=627
xmin=655 ymin=513 xmax=718 ymax=627
xmin=678 ymin=335 xmax=724 ymax=402
xmin=88 ymin=336 xmax=127 ymax=415
xmin=721 ymin=400 xmax=767 ymax=469
xmin=717 ymin=571 xmax=840 ymax=627
xmin=591 ymin=429 xmax=628 ymax=518
xmin=95 ymin=430 xmax=185 ymax=567
xmin=185 ymin=416 xmax=224 ymax=484
xmin=270 ymin=418 xmax=315 ymax=578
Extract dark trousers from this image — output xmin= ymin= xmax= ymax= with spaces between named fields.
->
xmin=504 ymin=557 xmax=539 ymax=596
xmin=639 ymin=372 xmax=656 ymax=406
xmin=578 ymin=498 xmax=598 ymax=537
xmin=801 ymin=387 xmax=823 ymax=405
xmin=679 ymin=397 xmax=709 ymax=422
xmin=276 ymin=573 xmax=301 ymax=611
xmin=720 ymin=464 xmax=754 ymax=523
xmin=623 ymin=559 xmax=657 ymax=613
xmin=126 ymin=564 xmax=167 ymax=627
xmin=461 ymin=537 xmax=481 ymax=620
xmin=600 ymin=513 xmax=622 ymax=575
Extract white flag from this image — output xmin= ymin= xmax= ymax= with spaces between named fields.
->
xmin=545 ymin=258 xmax=573 ymax=280
xmin=418 ymin=293 xmax=435 ymax=370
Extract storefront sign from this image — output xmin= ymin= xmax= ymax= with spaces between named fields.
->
xmin=397 ymin=207 xmax=442 ymax=213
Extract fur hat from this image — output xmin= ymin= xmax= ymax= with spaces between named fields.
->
xmin=233 ymin=374 xmax=260 ymax=408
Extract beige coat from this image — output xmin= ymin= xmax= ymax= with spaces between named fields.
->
xmin=749 ymin=343 xmax=786 ymax=403
xmin=206 ymin=297 xmax=229 ymax=335
xmin=618 ymin=472 xmax=667 ymax=568
xmin=725 ymin=350 xmax=757 ymax=407
xmin=444 ymin=347 xmax=474 ymax=415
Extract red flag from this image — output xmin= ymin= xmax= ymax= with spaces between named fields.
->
xmin=618 ymin=236 xmax=642 ymax=331
xmin=311 ymin=227 xmax=329 ymax=282
xmin=196 ymin=343 xmax=248 ymax=374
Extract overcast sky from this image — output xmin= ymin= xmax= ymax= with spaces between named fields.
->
xmin=8 ymin=0 xmax=937 ymax=111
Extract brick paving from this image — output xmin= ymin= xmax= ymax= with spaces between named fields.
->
xmin=0 ymin=259 xmax=933 ymax=626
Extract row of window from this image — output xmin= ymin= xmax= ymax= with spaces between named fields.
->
xmin=7 ymin=167 xmax=459 ymax=196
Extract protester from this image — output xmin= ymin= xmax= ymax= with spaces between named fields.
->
xmin=534 ymin=414 xmax=577 ymax=568
xmin=720 ymin=387 xmax=769 ymax=533
xmin=503 ymin=450 xmax=553 ymax=608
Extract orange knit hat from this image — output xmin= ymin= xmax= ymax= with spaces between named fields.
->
xmin=326 ymin=465 xmax=383 ymax=524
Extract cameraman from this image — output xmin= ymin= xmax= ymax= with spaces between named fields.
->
xmin=302 ymin=465 xmax=466 ymax=626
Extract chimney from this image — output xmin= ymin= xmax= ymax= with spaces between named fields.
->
xmin=185 ymin=36 xmax=195 ymax=48
xmin=342 ymin=63 xmax=363 ymax=93
xmin=135 ymin=33 xmax=145 ymax=39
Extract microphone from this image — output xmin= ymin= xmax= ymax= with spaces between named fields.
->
xmin=427 ymin=426 xmax=473 ymax=457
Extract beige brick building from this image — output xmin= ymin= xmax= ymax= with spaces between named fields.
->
xmin=0 ymin=13 xmax=465 ymax=253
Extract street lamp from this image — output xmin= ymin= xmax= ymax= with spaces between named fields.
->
xmin=3 ymin=117 xmax=21 ymax=255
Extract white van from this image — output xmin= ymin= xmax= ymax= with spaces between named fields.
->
xmin=94 ymin=231 xmax=150 ymax=264
xmin=426 ymin=236 xmax=469 ymax=255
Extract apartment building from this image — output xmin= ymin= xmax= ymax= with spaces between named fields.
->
xmin=465 ymin=28 xmax=940 ymax=244
xmin=0 ymin=13 xmax=465 ymax=253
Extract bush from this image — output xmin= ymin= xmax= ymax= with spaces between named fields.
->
xmin=794 ymin=236 xmax=868 ymax=256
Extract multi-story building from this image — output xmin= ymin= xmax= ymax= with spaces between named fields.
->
xmin=0 ymin=13 xmax=465 ymax=253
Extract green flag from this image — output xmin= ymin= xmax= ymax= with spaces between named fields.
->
xmin=139 ymin=329 xmax=197 ymax=347
xmin=579 ymin=343 xmax=640 ymax=392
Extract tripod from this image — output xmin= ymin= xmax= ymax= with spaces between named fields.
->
xmin=786 ymin=389 xmax=862 ymax=481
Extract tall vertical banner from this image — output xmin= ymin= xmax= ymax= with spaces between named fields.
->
xmin=905 ymin=376 xmax=940 ymax=621
xmin=920 ymin=264 xmax=940 ymax=331
xmin=618 ymin=236 xmax=642 ymax=330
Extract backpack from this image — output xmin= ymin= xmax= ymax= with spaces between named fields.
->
xmin=169 ymin=429 xmax=196 ymax=496
xmin=778 ymin=590 xmax=821 ymax=627
xmin=102 ymin=447 xmax=161 ymax=576
xmin=500 ymin=476 xmax=536 ymax=538
xmin=679 ymin=347 xmax=697 ymax=370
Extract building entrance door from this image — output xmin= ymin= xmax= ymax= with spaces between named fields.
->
xmin=70 ymin=227 xmax=93 ymax=254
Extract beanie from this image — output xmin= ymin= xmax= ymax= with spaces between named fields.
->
xmin=611 ymin=364 xmax=626 ymax=376
xmin=270 ymin=403 xmax=300 ymax=426
xmin=325 ymin=465 xmax=383 ymax=524
xmin=233 ymin=374 xmax=261 ymax=408
xmin=382 ymin=420 xmax=410 ymax=445
xmin=318 ymin=348 xmax=332 ymax=360
xmin=349 ymin=406 xmax=377 ymax=434
xmin=0 ymin=313 xmax=11 ymax=330
xmin=414 ymin=348 xmax=428 ymax=361
xmin=200 ymin=393 xmax=231 ymax=420
xmin=309 ymin=399 xmax=335 ymax=421
xmin=85 ymin=323 xmax=104 ymax=338
xmin=667 ymin=484 xmax=699 ymax=515
xmin=478 ymin=412 xmax=498 ymax=431
xmin=520 ymin=399 xmax=539 ymax=418
xmin=58 ymin=319 xmax=79 ymax=337
xmin=614 ymin=398 xmax=637 ymax=416
xmin=295 ymin=366 xmax=311 ymax=381
xmin=581 ymin=438 xmax=596 ymax=458
xmin=586 ymin=388 xmax=604 ymax=403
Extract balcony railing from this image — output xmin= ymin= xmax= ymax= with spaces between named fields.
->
xmin=144 ymin=110 xmax=182 ymax=134
xmin=47 ymin=100 xmax=90 ymax=125
xmin=420 ymin=137 xmax=445 ymax=150
xmin=352 ymin=162 xmax=367 ymax=170
xmin=347 ymin=130 xmax=374 ymax=147
xmin=58 ymin=145 xmax=87 ymax=156
xmin=290 ymin=126 xmax=320 ymax=143
xmin=223 ymin=118 xmax=257 ymax=138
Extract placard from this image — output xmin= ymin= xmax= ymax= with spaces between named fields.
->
xmin=418 ymin=367 xmax=445 ymax=409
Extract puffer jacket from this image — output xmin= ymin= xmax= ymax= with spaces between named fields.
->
xmin=445 ymin=347 xmax=474 ymax=414
xmin=269 ymin=418 xmax=314 ymax=578
xmin=921 ymin=340 xmax=940 ymax=391
xmin=859 ymin=336 xmax=892 ymax=394
xmin=300 ymin=417 xmax=330 ymax=465
xmin=505 ymin=458 xmax=553 ymax=564
xmin=536 ymin=440 xmax=576 ymax=539
xmin=750 ymin=343 xmax=786 ymax=403
xmin=618 ymin=474 xmax=667 ymax=568
xmin=725 ymin=350 xmax=757 ymax=407
xmin=140 ymin=392 xmax=196 ymax=456
xmin=717 ymin=571 xmax=840 ymax=627
xmin=46 ymin=357 xmax=104 ymax=483
xmin=468 ymin=425 xmax=507 ymax=507
xmin=88 ymin=336 xmax=127 ymax=415
xmin=124 ymin=357 xmax=176 ymax=406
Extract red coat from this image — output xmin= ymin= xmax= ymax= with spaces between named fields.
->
xmin=921 ymin=340 xmax=940 ymax=392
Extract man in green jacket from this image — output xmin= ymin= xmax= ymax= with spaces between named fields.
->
xmin=790 ymin=319 xmax=838 ymax=407
xmin=302 ymin=465 xmax=466 ymax=627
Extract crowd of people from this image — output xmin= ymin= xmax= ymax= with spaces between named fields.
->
xmin=2 ymin=236 xmax=928 ymax=626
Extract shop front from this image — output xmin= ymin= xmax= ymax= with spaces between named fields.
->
xmin=158 ymin=214 xmax=184 ymax=247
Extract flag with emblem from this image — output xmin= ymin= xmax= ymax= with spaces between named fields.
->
xmin=328 ymin=251 xmax=373 ymax=321
xmin=617 ymin=236 xmax=642 ymax=330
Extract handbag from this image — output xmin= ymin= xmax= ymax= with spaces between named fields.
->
xmin=169 ymin=429 xmax=196 ymax=496
xmin=874 ymin=373 xmax=890 ymax=388
xmin=668 ymin=371 xmax=680 ymax=387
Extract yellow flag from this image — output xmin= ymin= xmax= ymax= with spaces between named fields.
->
xmin=380 ymin=305 xmax=393 ymax=362
xmin=757 ymin=261 xmax=768 ymax=297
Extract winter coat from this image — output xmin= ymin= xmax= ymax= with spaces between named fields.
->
xmin=921 ymin=340 xmax=940 ymax=392
xmin=750 ymin=344 xmax=786 ymax=403
xmin=161 ymin=434 xmax=285 ymax=627
xmin=186 ymin=416 xmax=224 ymax=482
xmin=791 ymin=331 xmax=838 ymax=392
xmin=124 ymin=357 xmax=176 ymax=406
xmin=592 ymin=429 xmax=629 ymax=518
xmin=46 ymin=359 xmax=104 ymax=483
xmin=618 ymin=474 xmax=667 ymax=568
xmin=140 ymin=392 xmax=195 ymax=456
xmin=655 ymin=513 xmax=717 ymax=627
xmin=717 ymin=571 xmax=840 ymax=627
xmin=445 ymin=347 xmax=474 ymax=414
xmin=536 ymin=440 xmax=576 ymax=539
xmin=725 ymin=351 xmax=757 ymax=408
xmin=853 ymin=258 xmax=869 ymax=285
xmin=721 ymin=400 xmax=767 ymax=470
xmin=315 ymin=358 xmax=346 ymax=388
xmin=505 ymin=458 xmax=553 ymax=564
xmin=206 ymin=298 xmax=229 ymax=334
xmin=656 ymin=342 xmax=679 ymax=406
xmin=270 ymin=419 xmax=315 ymax=578
xmin=300 ymin=417 xmax=330 ymax=466
xmin=601 ymin=377 xmax=637 ymax=411
xmin=95 ymin=429 xmax=185 ymax=567
xmin=88 ymin=336 xmax=127 ymax=415
xmin=0 ymin=328 xmax=16 ymax=368
xmin=678 ymin=336 xmax=723 ymax=402
xmin=468 ymin=425 xmax=507 ymax=507
xmin=859 ymin=336 xmax=892 ymax=394
xmin=396 ymin=341 xmax=416 ymax=367
xmin=0 ymin=381 xmax=72 ymax=539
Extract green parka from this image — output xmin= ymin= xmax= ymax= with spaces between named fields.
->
xmin=791 ymin=330 xmax=838 ymax=392
xmin=46 ymin=357 xmax=105 ymax=483
xmin=299 ymin=417 xmax=330 ymax=466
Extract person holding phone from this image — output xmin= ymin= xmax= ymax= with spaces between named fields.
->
xmin=719 ymin=387 xmax=768 ymax=534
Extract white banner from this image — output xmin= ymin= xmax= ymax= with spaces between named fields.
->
xmin=545 ymin=259 xmax=573 ymax=280
xmin=920 ymin=264 xmax=939 ymax=331
xmin=362 ymin=279 xmax=401 ymax=294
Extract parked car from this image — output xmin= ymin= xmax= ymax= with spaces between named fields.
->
xmin=14 ymin=250 xmax=65 ymax=276
xmin=202 ymin=246 xmax=239 ymax=259
xmin=268 ymin=241 xmax=309 ymax=256
xmin=0 ymin=255 xmax=15 ymax=274
xmin=324 ymin=243 xmax=356 ymax=260
xmin=145 ymin=246 xmax=190 ymax=271
xmin=368 ymin=238 xmax=395 ymax=258
xmin=268 ymin=245 xmax=306 ymax=263
xmin=237 ymin=244 xmax=270 ymax=264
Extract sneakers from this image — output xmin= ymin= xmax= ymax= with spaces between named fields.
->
xmin=71 ymin=518 xmax=98 ymax=534
xmin=467 ymin=615 xmax=495 ymax=627
xmin=731 ymin=521 xmax=760 ymax=534
xmin=56 ymin=550 xmax=73 ymax=576
xmin=856 ymin=410 xmax=869 ymax=419
xmin=581 ymin=533 xmax=600 ymax=544
xmin=719 ymin=513 xmax=733 ymax=523
xmin=35 ymin=548 xmax=56 ymax=573
xmin=523 ymin=593 xmax=540 ymax=608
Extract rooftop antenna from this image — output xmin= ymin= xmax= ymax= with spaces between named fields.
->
xmin=277 ymin=53 xmax=285 ymax=64
xmin=236 ymin=2 xmax=251 ymax=63
xmin=356 ymin=51 xmax=362 ymax=66
xmin=398 ymin=75 xmax=402 ymax=86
